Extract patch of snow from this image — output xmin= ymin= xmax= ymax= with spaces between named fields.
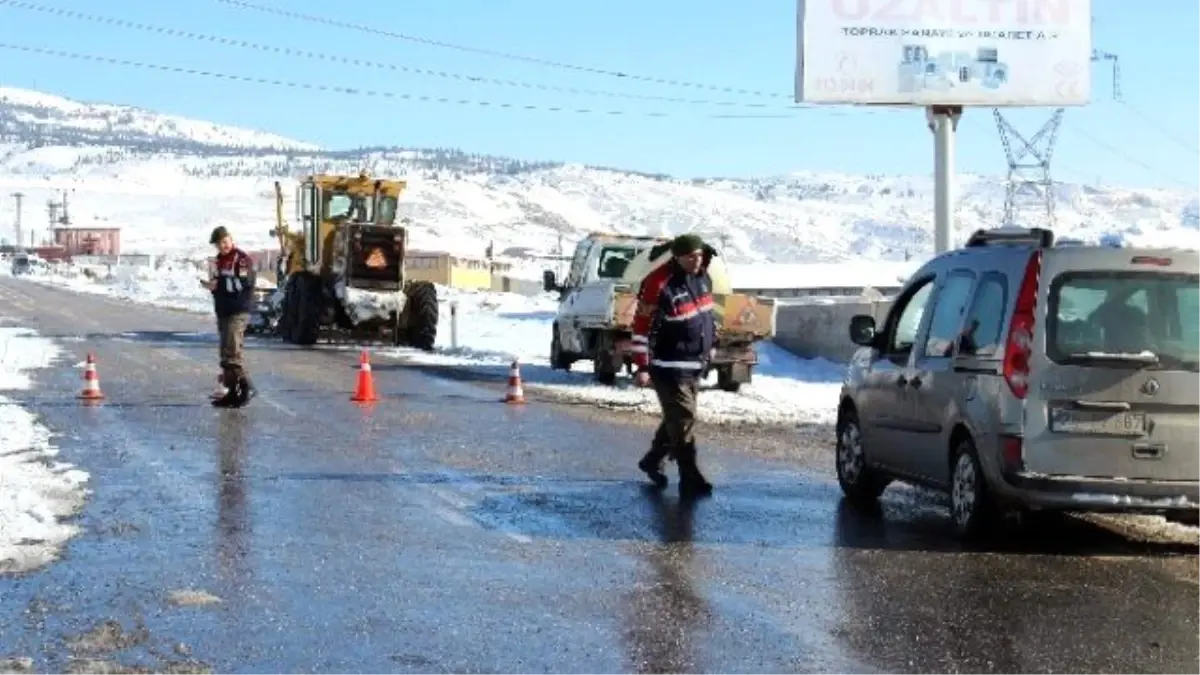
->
xmin=25 ymin=262 xmax=214 ymax=315
xmin=0 ymin=322 xmax=90 ymax=575
xmin=1084 ymin=514 xmax=1199 ymax=541
xmin=341 ymin=285 xmax=404 ymax=325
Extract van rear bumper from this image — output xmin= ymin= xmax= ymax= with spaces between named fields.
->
xmin=996 ymin=472 xmax=1200 ymax=512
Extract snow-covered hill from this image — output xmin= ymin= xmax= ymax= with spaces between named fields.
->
xmin=0 ymin=86 xmax=317 ymax=152
xmin=1 ymin=85 xmax=1197 ymax=262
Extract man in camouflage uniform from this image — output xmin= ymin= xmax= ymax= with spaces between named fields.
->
xmin=203 ymin=226 xmax=258 ymax=407
xmin=630 ymin=233 xmax=717 ymax=497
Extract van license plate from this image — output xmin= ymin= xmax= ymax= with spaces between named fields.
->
xmin=1050 ymin=409 xmax=1146 ymax=436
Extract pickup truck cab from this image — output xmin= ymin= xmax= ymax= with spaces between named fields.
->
xmin=543 ymin=232 xmax=777 ymax=391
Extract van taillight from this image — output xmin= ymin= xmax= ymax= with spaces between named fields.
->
xmin=1003 ymin=250 xmax=1041 ymax=399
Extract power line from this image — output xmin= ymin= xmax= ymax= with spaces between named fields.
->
xmin=0 ymin=0 xmax=811 ymax=111
xmin=1069 ymin=124 xmax=1195 ymax=188
xmin=0 ymin=42 xmax=820 ymax=119
xmin=213 ymin=0 xmax=790 ymax=100
xmin=1118 ymin=101 xmax=1200 ymax=157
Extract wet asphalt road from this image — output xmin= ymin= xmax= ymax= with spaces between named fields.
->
xmin=0 ymin=276 xmax=1196 ymax=674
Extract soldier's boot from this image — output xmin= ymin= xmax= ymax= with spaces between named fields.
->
xmin=676 ymin=442 xmax=713 ymax=499
xmin=638 ymin=448 xmax=669 ymax=489
xmin=211 ymin=367 xmax=243 ymax=408
xmin=235 ymin=373 xmax=257 ymax=406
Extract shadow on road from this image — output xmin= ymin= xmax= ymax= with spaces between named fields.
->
xmin=619 ymin=487 xmax=711 ymax=673
xmin=832 ymin=498 xmax=1198 ymax=558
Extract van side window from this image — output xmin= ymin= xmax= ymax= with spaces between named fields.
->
xmin=957 ymin=273 xmax=1008 ymax=357
xmin=922 ymin=271 xmax=977 ymax=358
xmin=886 ymin=278 xmax=935 ymax=357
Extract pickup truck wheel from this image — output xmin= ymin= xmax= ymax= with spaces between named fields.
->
xmin=550 ymin=326 xmax=574 ymax=371
xmin=716 ymin=365 xmax=747 ymax=393
xmin=593 ymin=350 xmax=617 ymax=386
xmin=716 ymin=364 xmax=751 ymax=393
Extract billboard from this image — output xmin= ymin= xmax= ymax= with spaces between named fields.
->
xmin=794 ymin=0 xmax=1092 ymax=106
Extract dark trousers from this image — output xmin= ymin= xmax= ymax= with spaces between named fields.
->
xmin=217 ymin=312 xmax=250 ymax=387
xmin=646 ymin=369 xmax=699 ymax=464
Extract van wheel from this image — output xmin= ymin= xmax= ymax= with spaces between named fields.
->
xmin=950 ymin=438 xmax=997 ymax=538
xmin=836 ymin=409 xmax=889 ymax=507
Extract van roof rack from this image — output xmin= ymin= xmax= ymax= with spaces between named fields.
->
xmin=964 ymin=226 xmax=1055 ymax=249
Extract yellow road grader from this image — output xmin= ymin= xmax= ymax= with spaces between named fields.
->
xmin=253 ymin=170 xmax=439 ymax=349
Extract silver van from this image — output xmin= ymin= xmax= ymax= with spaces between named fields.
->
xmin=835 ymin=227 xmax=1199 ymax=536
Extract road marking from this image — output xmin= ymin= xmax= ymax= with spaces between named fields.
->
xmin=260 ymin=395 xmax=297 ymax=417
xmin=422 ymin=486 xmax=483 ymax=529
xmin=428 ymin=486 xmax=471 ymax=509
xmin=427 ymin=485 xmax=532 ymax=543
xmin=432 ymin=506 xmax=474 ymax=528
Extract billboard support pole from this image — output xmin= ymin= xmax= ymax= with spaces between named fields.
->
xmin=926 ymin=105 xmax=963 ymax=254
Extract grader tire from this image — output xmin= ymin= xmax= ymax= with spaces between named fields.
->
xmin=278 ymin=275 xmax=299 ymax=343
xmin=403 ymin=281 xmax=439 ymax=351
xmin=291 ymin=274 xmax=321 ymax=346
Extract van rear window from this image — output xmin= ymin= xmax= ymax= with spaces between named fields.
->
xmin=1048 ymin=272 xmax=1199 ymax=371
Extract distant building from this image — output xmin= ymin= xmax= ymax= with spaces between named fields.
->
xmin=406 ymin=249 xmax=511 ymax=290
xmin=53 ymin=227 xmax=121 ymax=256
xmin=31 ymin=245 xmax=71 ymax=263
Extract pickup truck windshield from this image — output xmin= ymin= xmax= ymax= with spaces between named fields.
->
xmin=1049 ymin=271 xmax=1199 ymax=371
xmin=597 ymin=245 xmax=642 ymax=279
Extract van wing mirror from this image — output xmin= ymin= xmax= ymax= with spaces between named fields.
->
xmin=542 ymin=269 xmax=558 ymax=293
xmin=849 ymin=314 xmax=877 ymax=347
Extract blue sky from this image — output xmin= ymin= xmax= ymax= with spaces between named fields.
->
xmin=0 ymin=0 xmax=1196 ymax=189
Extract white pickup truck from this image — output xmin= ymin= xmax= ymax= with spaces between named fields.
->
xmin=542 ymin=232 xmax=777 ymax=392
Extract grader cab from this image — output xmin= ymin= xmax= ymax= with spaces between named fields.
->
xmin=268 ymin=170 xmax=438 ymax=349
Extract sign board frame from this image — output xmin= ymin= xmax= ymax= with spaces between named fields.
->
xmin=794 ymin=0 xmax=1093 ymax=107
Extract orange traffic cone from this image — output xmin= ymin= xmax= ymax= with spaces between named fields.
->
xmin=78 ymin=352 xmax=105 ymax=401
xmin=504 ymin=360 xmax=525 ymax=404
xmin=350 ymin=350 xmax=379 ymax=403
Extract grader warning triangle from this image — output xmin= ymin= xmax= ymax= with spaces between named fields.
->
xmin=365 ymin=247 xmax=386 ymax=269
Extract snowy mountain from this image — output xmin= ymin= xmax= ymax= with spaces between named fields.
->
xmin=1 ymin=85 xmax=1197 ymax=264
xmin=0 ymin=86 xmax=317 ymax=153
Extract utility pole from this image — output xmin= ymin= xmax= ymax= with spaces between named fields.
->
xmin=993 ymin=39 xmax=1120 ymax=228
xmin=994 ymin=108 xmax=1063 ymax=227
xmin=11 ymin=192 xmax=24 ymax=250
xmin=60 ymin=189 xmax=71 ymax=225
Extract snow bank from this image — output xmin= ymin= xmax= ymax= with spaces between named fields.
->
xmin=25 ymin=262 xmax=214 ymax=314
xmin=388 ymin=288 xmax=845 ymax=427
xmin=0 ymin=322 xmax=90 ymax=574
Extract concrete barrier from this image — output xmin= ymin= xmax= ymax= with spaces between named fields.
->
xmin=490 ymin=275 xmax=544 ymax=297
xmin=772 ymin=294 xmax=894 ymax=362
